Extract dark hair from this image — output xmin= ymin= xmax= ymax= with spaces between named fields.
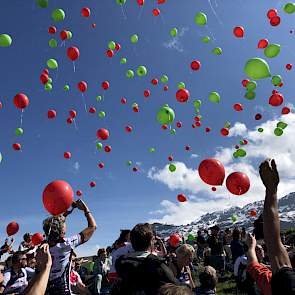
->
xmin=232 ymin=228 xmax=241 ymax=241
xmin=23 ymin=233 xmax=31 ymax=242
xmin=117 ymin=229 xmax=130 ymax=244
xmin=130 ymin=223 xmax=153 ymax=251
xmin=97 ymin=248 xmax=106 ymax=257
xmin=199 ymin=266 xmax=218 ymax=289
xmin=158 ymin=283 xmax=193 ymax=295
xmin=12 ymin=252 xmax=25 ymax=264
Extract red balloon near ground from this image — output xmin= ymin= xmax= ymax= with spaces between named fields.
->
xmin=6 ymin=222 xmax=19 ymax=236
xmin=81 ymin=7 xmax=91 ymax=17
xmin=40 ymin=73 xmax=49 ymax=85
xmin=226 ymin=172 xmax=250 ymax=195
xmin=60 ymin=30 xmax=68 ymax=41
xmin=14 ymin=93 xmax=29 ymax=109
xmin=90 ymin=181 xmax=96 ymax=188
xmin=249 ymin=209 xmax=257 ymax=217
xmin=169 ymin=234 xmax=181 ymax=247
xmin=176 ymin=89 xmax=190 ymax=103
xmin=257 ymin=39 xmax=268 ymax=49
xmin=78 ymin=81 xmax=87 ymax=93
xmin=177 ymin=194 xmax=187 ymax=203
xmin=282 ymin=107 xmax=291 ymax=115
xmin=47 ymin=110 xmax=57 ymax=119
xmin=48 ymin=26 xmax=57 ymax=34
xmin=267 ymin=8 xmax=277 ymax=19
xmin=106 ymin=49 xmax=114 ymax=58
xmin=97 ymin=128 xmax=109 ymax=140
xmin=104 ymin=145 xmax=111 ymax=153
xmin=101 ymin=81 xmax=110 ymax=90
xmin=76 ymin=190 xmax=82 ymax=197
xmin=234 ymin=103 xmax=243 ymax=112
xmin=191 ymin=60 xmax=201 ymax=71
xmin=270 ymin=16 xmax=280 ymax=26
xmin=152 ymin=8 xmax=160 ymax=16
xmin=286 ymin=64 xmax=292 ymax=70
xmin=221 ymin=128 xmax=230 ymax=136
xmin=64 ymin=152 xmax=71 ymax=159
xmin=151 ymin=78 xmax=158 ymax=85
xmin=67 ymin=47 xmax=80 ymax=61
xmin=198 ymin=159 xmax=225 ymax=186
xmin=69 ymin=110 xmax=77 ymax=119
xmin=42 ymin=180 xmax=74 ymax=215
xmin=12 ymin=143 xmax=21 ymax=151
xmin=32 ymin=233 xmax=44 ymax=246
xmin=233 ymin=26 xmax=244 ymax=38
xmin=269 ymin=93 xmax=284 ymax=106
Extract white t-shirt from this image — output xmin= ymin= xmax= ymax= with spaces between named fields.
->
xmin=234 ymin=255 xmax=247 ymax=276
xmin=110 ymin=242 xmax=133 ymax=273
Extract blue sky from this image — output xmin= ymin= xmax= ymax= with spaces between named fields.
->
xmin=1 ymin=0 xmax=295 ymax=256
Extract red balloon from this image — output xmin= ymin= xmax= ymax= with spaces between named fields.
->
xmin=14 ymin=93 xmax=29 ymax=109
xmin=133 ymin=167 xmax=138 ymax=172
xmin=195 ymin=121 xmax=201 ymax=127
xmin=97 ymin=128 xmax=109 ymax=140
xmin=40 ymin=73 xmax=49 ymax=85
xmin=67 ymin=118 xmax=73 ymax=124
xmin=176 ymin=89 xmax=190 ymax=103
xmin=102 ymin=81 xmax=110 ymax=90
xmin=162 ymin=124 xmax=168 ymax=130
xmin=64 ymin=152 xmax=71 ymax=159
xmin=233 ymin=103 xmax=243 ymax=112
xmin=12 ymin=143 xmax=21 ymax=151
xmin=177 ymin=194 xmax=187 ymax=202
xmin=104 ymin=145 xmax=111 ymax=153
xmin=286 ymin=64 xmax=293 ymax=70
xmin=92 ymin=23 xmax=96 ymax=28
xmin=221 ymin=128 xmax=230 ymax=136
xmin=98 ymin=162 xmax=105 ymax=169
xmin=125 ymin=125 xmax=133 ymax=132
xmin=0 ymin=101 xmax=2 ymax=109
xmin=42 ymin=180 xmax=74 ymax=215
xmin=151 ymin=78 xmax=158 ymax=85
xmin=235 ymin=145 xmax=240 ymax=149
xmin=60 ymin=30 xmax=68 ymax=41
xmin=115 ymin=43 xmax=121 ymax=51
xmin=212 ymin=187 xmax=217 ymax=192
xmin=169 ymin=234 xmax=181 ymax=247
xmin=106 ymin=49 xmax=114 ymax=58
xmin=185 ymin=145 xmax=190 ymax=151
xmin=269 ymin=93 xmax=284 ymax=106
xmin=69 ymin=110 xmax=77 ymax=119
xmin=270 ymin=16 xmax=280 ymax=26
xmin=163 ymin=85 xmax=169 ymax=91
xmin=89 ymin=107 xmax=96 ymax=114
xmin=78 ymin=81 xmax=87 ymax=93
xmin=233 ymin=26 xmax=244 ymax=38
xmin=255 ymin=113 xmax=262 ymax=121
xmin=226 ymin=172 xmax=250 ymax=195
xmin=152 ymin=8 xmax=160 ymax=16
xmin=144 ymin=90 xmax=150 ymax=97
xmin=176 ymin=121 xmax=182 ymax=128
xmin=76 ymin=190 xmax=82 ymax=197
xmin=121 ymin=98 xmax=127 ymax=104
xmin=32 ymin=233 xmax=44 ymax=246
xmin=267 ymin=8 xmax=277 ymax=19
xmin=158 ymin=0 xmax=166 ymax=3
xmin=6 ymin=222 xmax=19 ymax=236
xmin=47 ymin=110 xmax=57 ymax=119
xmin=249 ymin=209 xmax=257 ymax=217
xmin=194 ymin=116 xmax=201 ymax=122
xmin=168 ymin=155 xmax=173 ymax=161
xmin=67 ymin=47 xmax=80 ymax=61
xmin=137 ymin=0 xmax=144 ymax=6
xmin=43 ymin=68 xmax=49 ymax=75
xmin=81 ymin=7 xmax=91 ymax=17
xmin=257 ymin=39 xmax=268 ymax=49
xmin=133 ymin=106 xmax=139 ymax=113
xmin=282 ymin=107 xmax=291 ymax=115
xmin=90 ymin=181 xmax=96 ymax=188
xmin=198 ymin=159 xmax=225 ymax=186
xmin=48 ymin=26 xmax=57 ymax=34
xmin=191 ymin=60 xmax=201 ymax=71
xmin=205 ymin=127 xmax=211 ymax=133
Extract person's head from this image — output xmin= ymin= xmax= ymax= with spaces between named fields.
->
xmin=225 ymin=228 xmax=230 ymax=234
xmin=106 ymin=246 xmax=112 ymax=256
xmin=97 ymin=248 xmax=107 ymax=261
xmin=271 ymin=268 xmax=295 ymax=294
xmin=199 ymin=266 xmax=218 ymax=290
xmin=12 ymin=252 xmax=27 ymax=269
xmin=23 ymin=233 xmax=32 ymax=243
xmin=176 ymin=244 xmax=195 ymax=267
xmin=158 ymin=283 xmax=193 ymax=295
xmin=197 ymin=230 xmax=202 ymax=236
xmin=232 ymin=228 xmax=241 ymax=241
xmin=27 ymin=256 xmax=36 ymax=269
xmin=118 ymin=229 xmax=131 ymax=244
xmin=43 ymin=215 xmax=66 ymax=243
xmin=255 ymin=244 xmax=265 ymax=262
xmin=242 ymin=227 xmax=246 ymax=233
xmin=210 ymin=225 xmax=220 ymax=237
xmin=130 ymin=223 xmax=153 ymax=252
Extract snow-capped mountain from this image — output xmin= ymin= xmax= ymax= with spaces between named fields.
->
xmin=153 ymin=192 xmax=295 ymax=238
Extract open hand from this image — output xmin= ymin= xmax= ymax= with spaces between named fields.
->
xmin=74 ymin=199 xmax=88 ymax=212
xmin=259 ymin=159 xmax=279 ymax=192
xmin=246 ymin=233 xmax=256 ymax=251
xmin=36 ymin=243 xmax=52 ymax=271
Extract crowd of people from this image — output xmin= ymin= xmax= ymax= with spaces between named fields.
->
xmin=0 ymin=159 xmax=294 ymax=294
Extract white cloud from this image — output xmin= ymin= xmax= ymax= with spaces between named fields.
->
xmin=228 ymin=122 xmax=247 ymax=137
xmin=148 ymin=113 xmax=295 ymax=225
xmin=190 ymin=154 xmax=199 ymax=159
xmin=163 ymin=27 xmax=188 ymax=53
xmin=72 ymin=162 xmax=80 ymax=174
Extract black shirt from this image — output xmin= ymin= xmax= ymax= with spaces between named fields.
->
xmin=207 ymin=235 xmax=224 ymax=255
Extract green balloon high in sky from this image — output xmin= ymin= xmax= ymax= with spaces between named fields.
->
xmin=52 ymin=8 xmax=65 ymax=22
xmin=0 ymin=34 xmax=12 ymax=47
xmin=195 ymin=12 xmax=207 ymax=26
xmin=157 ymin=104 xmax=175 ymax=125
xmin=244 ymin=58 xmax=271 ymax=80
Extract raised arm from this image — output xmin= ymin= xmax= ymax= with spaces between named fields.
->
xmin=259 ymin=159 xmax=291 ymax=272
xmin=75 ymin=199 xmax=97 ymax=244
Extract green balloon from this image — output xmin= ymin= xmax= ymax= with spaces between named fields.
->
xmin=52 ymin=8 xmax=65 ymax=22
xmin=258 ymin=127 xmax=264 ymax=133
xmin=64 ymin=85 xmax=70 ymax=91
xmin=231 ymin=215 xmax=238 ymax=223
xmin=160 ymin=75 xmax=169 ymax=83
xmin=246 ymin=81 xmax=257 ymax=91
xmin=194 ymin=100 xmax=202 ymax=109
xmin=96 ymin=142 xmax=103 ymax=150
xmin=277 ymin=121 xmax=288 ymax=129
xmin=209 ymin=91 xmax=220 ymax=103
xmin=0 ymin=152 xmax=2 ymax=163
xmin=244 ymin=58 xmax=271 ymax=80
xmin=67 ymin=31 xmax=72 ymax=39
xmin=131 ymin=34 xmax=139 ymax=44
xmin=45 ymin=83 xmax=53 ymax=91
xmin=126 ymin=69 xmax=134 ymax=78
xmin=116 ymin=0 xmax=126 ymax=5
xmin=284 ymin=3 xmax=295 ymax=13
xmin=149 ymin=147 xmax=155 ymax=153
xmin=237 ymin=149 xmax=247 ymax=157
xmin=201 ymin=36 xmax=210 ymax=43
xmin=0 ymin=34 xmax=12 ymax=47
xmin=272 ymin=75 xmax=282 ymax=86
xmin=47 ymin=58 xmax=58 ymax=69
xmin=96 ymin=96 xmax=102 ymax=102
xmin=49 ymin=39 xmax=57 ymax=48
xmin=187 ymin=234 xmax=195 ymax=241
xmin=37 ymin=0 xmax=48 ymax=8
xmin=169 ymin=163 xmax=176 ymax=172
xmin=178 ymin=82 xmax=186 ymax=89
xmin=127 ymin=160 xmax=132 ymax=166
xmin=108 ymin=41 xmax=116 ymax=50
xmin=233 ymin=151 xmax=239 ymax=159
xmin=15 ymin=128 xmax=24 ymax=136
xmin=170 ymin=28 xmax=178 ymax=37
xmin=170 ymin=128 xmax=176 ymax=135
xmin=98 ymin=111 xmax=105 ymax=118
xmin=136 ymin=66 xmax=147 ymax=77
xmin=212 ymin=47 xmax=222 ymax=55
xmin=264 ymin=44 xmax=281 ymax=58
xmin=274 ymin=128 xmax=283 ymax=136
xmin=48 ymin=78 xmax=52 ymax=83
xmin=194 ymin=12 xmax=207 ymax=26
xmin=120 ymin=57 xmax=127 ymax=64
xmin=244 ymin=91 xmax=256 ymax=100
xmin=224 ymin=121 xmax=231 ymax=129
xmin=157 ymin=104 xmax=175 ymax=125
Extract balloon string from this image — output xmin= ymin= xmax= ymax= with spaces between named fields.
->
xmin=73 ymin=119 xmax=78 ymax=131
xmin=205 ymin=25 xmax=216 ymax=42
xmin=73 ymin=62 xmax=76 ymax=73
xmin=20 ymin=109 xmax=24 ymax=127
xmin=137 ymin=6 xmax=144 ymax=20
xmin=121 ymin=6 xmax=127 ymax=20
xmin=82 ymin=93 xmax=87 ymax=113
xmin=208 ymin=0 xmax=223 ymax=26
